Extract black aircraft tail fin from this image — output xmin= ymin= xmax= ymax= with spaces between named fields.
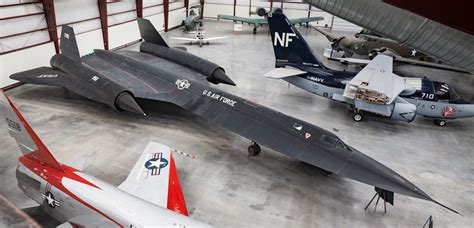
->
xmin=267 ymin=13 xmax=325 ymax=69
xmin=60 ymin=26 xmax=81 ymax=62
xmin=137 ymin=18 xmax=169 ymax=48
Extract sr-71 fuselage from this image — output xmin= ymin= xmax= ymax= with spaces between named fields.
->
xmin=9 ymin=19 xmax=457 ymax=213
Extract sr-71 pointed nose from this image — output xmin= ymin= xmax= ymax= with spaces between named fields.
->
xmin=116 ymin=92 xmax=146 ymax=116
xmin=338 ymin=147 xmax=459 ymax=214
xmin=209 ymin=69 xmax=236 ymax=86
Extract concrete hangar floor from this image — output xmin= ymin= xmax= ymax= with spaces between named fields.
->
xmin=1 ymin=20 xmax=473 ymax=227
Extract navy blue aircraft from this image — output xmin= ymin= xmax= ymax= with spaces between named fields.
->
xmin=265 ymin=13 xmax=474 ymax=126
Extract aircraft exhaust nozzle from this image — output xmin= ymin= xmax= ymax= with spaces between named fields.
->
xmin=116 ymin=92 xmax=146 ymax=116
xmin=209 ymin=68 xmax=236 ymax=86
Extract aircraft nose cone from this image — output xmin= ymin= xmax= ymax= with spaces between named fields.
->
xmin=339 ymin=147 xmax=459 ymax=214
xmin=116 ymin=92 xmax=146 ymax=116
xmin=209 ymin=69 xmax=236 ymax=86
xmin=340 ymin=148 xmax=430 ymax=199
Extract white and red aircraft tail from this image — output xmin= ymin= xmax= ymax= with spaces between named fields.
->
xmin=0 ymin=91 xmax=211 ymax=227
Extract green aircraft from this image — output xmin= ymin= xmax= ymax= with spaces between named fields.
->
xmin=218 ymin=7 xmax=323 ymax=34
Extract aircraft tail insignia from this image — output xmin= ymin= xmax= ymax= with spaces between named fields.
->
xmin=137 ymin=18 xmax=169 ymax=48
xmin=267 ymin=13 xmax=325 ymax=69
xmin=118 ymin=142 xmax=188 ymax=216
xmin=60 ymin=26 xmax=81 ymax=62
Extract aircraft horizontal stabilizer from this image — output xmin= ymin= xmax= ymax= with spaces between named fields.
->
xmin=170 ymin=37 xmax=199 ymax=42
xmin=118 ymin=142 xmax=188 ymax=216
xmin=264 ymin=68 xmax=307 ymax=79
xmin=202 ymin=36 xmax=228 ymax=41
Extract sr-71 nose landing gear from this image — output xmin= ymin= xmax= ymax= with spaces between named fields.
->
xmin=248 ymin=141 xmax=261 ymax=156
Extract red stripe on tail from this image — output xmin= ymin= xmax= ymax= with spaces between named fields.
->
xmin=5 ymin=94 xmax=63 ymax=172
xmin=167 ymin=152 xmax=189 ymax=216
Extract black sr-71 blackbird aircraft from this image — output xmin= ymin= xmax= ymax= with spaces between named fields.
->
xmin=9 ymin=19 xmax=458 ymax=214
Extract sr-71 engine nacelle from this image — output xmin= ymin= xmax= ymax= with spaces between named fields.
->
xmin=50 ymin=54 xmax=145 ymax=115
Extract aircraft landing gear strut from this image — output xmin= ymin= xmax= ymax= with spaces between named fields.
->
xmin=434 ymin=119 xmax=447 ymax=126
xmin=248 ymin=141 xmax=261 ymax=156
xmin=352 ymin=108 xmax=363 ymax=122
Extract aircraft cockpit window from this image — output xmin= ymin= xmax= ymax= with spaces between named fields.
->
xmin=321 ymin=135 xmax=338 ymax=147
xmin=335 ymin=141 xmax=346 ymax=150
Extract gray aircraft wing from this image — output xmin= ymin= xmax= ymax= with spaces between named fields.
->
xmin=9 ymin=67 xmax=72 ymax=87
xmin=289 ymin=17 xmax=324 ymax=25
xmin=217 ymin=14 xmax=268 ymax=25
xmin=313 ymin=26 xmax=341 ymax=42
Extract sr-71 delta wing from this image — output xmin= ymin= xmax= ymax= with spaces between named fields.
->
xmin=9 ymin=18 xmax=458 ymax=214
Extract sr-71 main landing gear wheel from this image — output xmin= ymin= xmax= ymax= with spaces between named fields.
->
xmin=434 ymin=119 xmax=447 ymax=126
xmin=253 ymin=27 xmax=257 ymax=34
xmin=248 ymin=141 xmax=261 ymax=156
xmin=353 ymin=113 xmax=363 ymax=122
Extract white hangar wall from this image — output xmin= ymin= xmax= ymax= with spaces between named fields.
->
xmin=1 ymin=0 xmax=359 ymax=88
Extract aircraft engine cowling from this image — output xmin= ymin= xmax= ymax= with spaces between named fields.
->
xmin=256 ymin=7 xmax=267 ymax=17
xmin=390 ymin=102 xmax=417 ymax=122
xmin=140 ymin=42 xmax=236 ymax=86
xmin=50 ymin=54 xmax=145 ymax=115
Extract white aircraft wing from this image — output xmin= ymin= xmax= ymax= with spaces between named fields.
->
xmin=170 ymin=37 xmax=199 ymax=42
xmin=264 ymin=67 xmax=307 ymax=79
xmin=118 ymin=142 xmax=188 ymax=216
xmin=202 ymin=36 xmax=228 ymax=41
xmin=343 ymin=55 xmax=409 ymax=104
xmin=188 ymin=31 xmax=206 ymax=34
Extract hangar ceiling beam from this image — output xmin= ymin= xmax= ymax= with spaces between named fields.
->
xmin=185 ymin=0 xmax=189 ymax=17
xmin=233 ymin=0 xmax=236 ymax=16
xmin=163 ymin=0 xmax=169 ymax=31
xmin=136 ymin=0 xmax=143 ymax=18
xmin=0 ymin=1 xmax=41 ymax=7
xmin=200 ymin=0 xmax=204 ymax=19
xmin=98 ymin=0 xmax=109 ymax=50
xmin=42 ymin=0 xmax=59 ymax=54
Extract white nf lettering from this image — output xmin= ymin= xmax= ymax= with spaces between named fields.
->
xmin=274 ymin=33 xmax=297 ymax=47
